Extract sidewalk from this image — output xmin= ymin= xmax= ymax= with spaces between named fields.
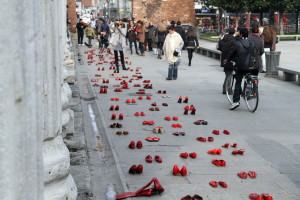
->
xmin=77 ymin=38 xmax=300 ymax=200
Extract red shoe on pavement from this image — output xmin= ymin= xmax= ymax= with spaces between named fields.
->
xmin=180 ymin=166 xmax=187 ymax=176
xmin=145 ymin=155 xmax=153 ymax=163
xmin=136 ymin=141 xmax=143 ymax=149
xmin=173 ymin=165 xmax=180 ymax=176
xmin=180 ymin=152 xmax=188 ymax=159
xmin=189 ymin=152 xmax=197 ymax=158
xmin=155 ymin=156 xmax=162 ymax=163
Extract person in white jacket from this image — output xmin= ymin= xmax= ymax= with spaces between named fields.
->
xmin=110 ymin=22 xmax=128 ymax=73
xmin=163 ymin=26 xmax=184 ymax=80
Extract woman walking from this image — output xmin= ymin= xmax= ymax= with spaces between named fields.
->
xmin=185 ymin=26 xmax=199 ymax=66
xmin=127 ymin=20 xmax=139 ymax=55
xmin=155 ymin=22 xmax=168 ymax=59
xmin=110 ymin=22 xmax=128 ymax=73
xmin=136 ymin=20 xmax=146 ymax=56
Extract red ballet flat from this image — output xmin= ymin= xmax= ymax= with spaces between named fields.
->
xmin=146 ymin=96 xmax=151 ymax=100
xmin=248 ymin=171 xmax=257 ymax=179
xmin=173 ymin=116 xmax=179 ymax=121
xmin=136 ymin=164 xmax=143 ymax=174
xmin=134 ymin=112 xmax=140 ymax=116
xmin=126 ymin=99 xmax=131 ymax=104
xmin=146 ymin=137 xmax=153 ymax=142
xmin=152 ymin=137 xmax=160 ymax=142
xmin=209 ymin=181 xmax=218 ymax=188
xmin=261 ymin=193 xmax=273 ymax=200
xmin=223 ymin=130 xmax=230 ymax=135
xmin=232 ymin=143 xmax=238 ymax=148
xmin=119 ymin=113 xmax=124 ymax=120
xmin=145 ymin=155 xmax=153 ymax=163
xmin=208 ymin=137 xmax=214 ymax=142
xmin=129 ymin=165 xmax=137 ymax=174
xmin=111 ymin=113 xmax=116 ymax=120
xmin=180 ymin=152 xmax=188 ymax=159
xmin=212 ymin=130 xmax=220 ymax=135
xmin=249 ymin=193 xmax=263 ymax=200
xmin=212 ymin=159 xmax=226 ymax=167
xmin=109 ymin=105 xmax=114 ymax=110
xmin=140 ymin=112 xmax=146 ymax=116
xmin=155 ymin=155 xmax=162 ymax=163
xmin=196 ymin=137 xmax=206 ymax=142
xmin=219 ymin=181 xmax=228 ymax=188
xmin=164 ymin=116 xmax=171 ymax=121
xmin=138 ymin=96 xmax=143 ymax=100
xmin=131 ymin=99 xmax=137 ymax=104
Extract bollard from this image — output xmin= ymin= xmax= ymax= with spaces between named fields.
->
xmin=265 ymin=51 xmax=281 ymax=76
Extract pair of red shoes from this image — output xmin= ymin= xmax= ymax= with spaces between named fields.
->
xmin=138 ymin=96 xmax=151 ymax=100
xmin=102 ymin=79 xmax=109 ymax=83
xmin=194 ymin=120 xmax=208 ymax=125
xmin=157 ymin=90 xmax=167 ymax=94
xmin=144 ymin=84 xmax=152 ymax=89
xmin=134 ymin=112 xmax=146 ymax=116
xmin=207 ymin=148 xmax=222 ymax=155
xmin=153 ymin=126 xmax=164 ymax=133
xmin=126 ymin=99 xmax=137 ymax=104
xmin=180 ymin=152 xmax=197 ymax=159
xmin=162 ymin=103 xmax=168 ymax=106
xmin=99 ymin=87 xmax=108 ymax=94
xmin=143 ymin=120 xmax=155 ymax=125
xmin=232 ymin=149 xmax=245 ymax=155
xmin=145 ymin=137 xmax=160 ymax=142
xmin=111 ymin=113 xmax=123 ymax=120
xmin=149 ymin=107 xmax=160 ymax=111
xmin=134 ymin=84 xmax=141 ymax=87
xmin=129 ymin=141 xmax=142 ymax=149
xmin=111 ymin=97 xmax=120 ymax=101
xmin=196 ymin=136 xmax=214 ymax=142
xmin=184 ymin=105 xmax=196 ymax=115
xmin=178 ymin=96 xmax=189 ymax=103
xmin=164 ymin=116 xmax=179 ymax=121
xmin=171 ymin=124 xmax=182 ymax=128
xmin=116 ymin=131 xmax=129 ymax=135
xmin=145 ymin=155 xmax=162 ymax=163
xmin=209 ymin=181 xmax=228 ymax=188
xmin=249 ymin=193 xmax=273 ymax=200
xmin=129 ymin=164 xmax=143 ymax=174
xmin=238 ymin=171 xmax=257 ymax=179
xmin=114 ymin=88 xmax=122 ymax=92
xmin=212 ymin=159 xmax=226 ymax=167
xmin=109 ymin=105 xmax=120 ymax=111
xmin=181 ymin=194 xmax=203 ymax=200
xmin=173 ymin=165 xmax=188 ymax=176
xmin=212 ymin=129 xmax=230 ymax=135
xmin=222 ymin=143 xmax=238 ymax=148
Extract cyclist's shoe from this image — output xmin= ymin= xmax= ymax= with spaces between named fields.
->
xmin=230 ymin=102 xmax=240 ymax=110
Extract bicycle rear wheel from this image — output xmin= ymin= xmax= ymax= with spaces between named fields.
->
xmin=225 ymin=74 xmax=235 ymax=104
xmin=245 ymin=82 xmax=259 ymax=112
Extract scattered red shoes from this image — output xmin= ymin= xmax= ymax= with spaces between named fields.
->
xmin=129 ymin=141 xmax=143 ymax=149
xmin=129 ymin=164 xmax=143 ymax=174
xmin=180 ymin=152 xmax=197 ymax=159
xmin=173 ymin=165 xmax=188 ymax=176
xmin=209 ymin=181 xmax=228 ymax=188
xmin=238 ymin=171 xmax=257 ymax=179
xmin=212 ymin=159 xmax=226 ymax=167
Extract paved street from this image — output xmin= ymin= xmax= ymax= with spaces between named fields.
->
xmin=75 ymin=38 xmax=300 ymax=200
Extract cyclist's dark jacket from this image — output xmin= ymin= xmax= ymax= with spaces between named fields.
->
xmin=227 ymin=37 xmax=254 ymax=71
xmin=218 ymin=33 xmax=235 ymax=68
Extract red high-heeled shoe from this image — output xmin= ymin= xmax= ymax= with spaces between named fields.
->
xmin=115 ymin=105 xmax=119 ymax=110
xmin=119 ymin=113 xmax=124 ymax=120
xmin=191 ymin=108 xmax=196 ymax=115
xmin=109 ymin=105 xmax=114 ymax=110
xmin=184 ymin=109 xmax=189 ymax=115
xmin=146 ymin=96 xmax=151 ymax=100
xmin=115 ymin=98 xmax=120 ymax=101
xmin=219 ymin=181 xmax=228 ymax=188
xmin=222 ymin=143 xmax=230 ymax=148
xmin=196 ymin=137 xmax=206 ymax=142
xmin=129 ymin=141 xmax=135 ymax=149
xmin=249 ymin=193 xmax=263 ymax=200
xmin=136 ymin=164 xmax=143 ymax=174
xmin=261 ymin=193 xmax=273 ymax=200
xmin=173 ymin=165 xmax=180 ymax=175
xmin=132 ymin=99 xmax=137 ymax=103
xmin=136 ymin=141 xmax=143 ymax=149
xmin=173 ymin=116 xmax=179 ymax=121
xmin=134 ymin=112 xmax=140 ymax=116
xmin=183 ymin=96 xmax=189 ymax=103
xmin=208 ymin=137 xmax=214 ymax=142
xmin=238 ymin=171 xmax=248 ymax=179
xmin=212 ymin=159 xmax=226 ymax=167
xmin=164 ymin=116 xmax=171 ymax=121
xmin=209 ymin=181 xmax=218 ymax=188
xmin=189 ymin=152 xmax=197 ymax=158
xmin=145 ymin=155 xmax=153 ymax=163
xmin=248 ymin=171 xmax=257 ymax=179
xmin=126 ymin=99 xmax=131 ymax=104
xmin=129 ymin=165 xmax=137 ymax=174
xmin=212 ymin=130 xmax=220 ymax=135
xmin=155 ymin=156 xmax=162 ymax=163
xmin=231 ymin=143 xmax=238 ymax=148
xmin=140 ymin=112 xmax=146 ymax=116
xmin=223 ymin=129 xmax=230 ymax=135
xmin=181 ymin=166 xmax=187 ymax=176
xmin=138 ymin=96 xmax=143 ymax=100
xmin=178 ymin=96 xmax=182 ymax=103
xmin=111 ymin=113 xmax=116 ymax=120
xmin=180 ymin=152 xmax=188 ymax=158
xmin=232 ymin=149 xmax=245 ymax=155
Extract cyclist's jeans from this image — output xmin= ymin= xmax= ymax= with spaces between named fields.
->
xmin=233 ymin=70 xmax=248 ymax=103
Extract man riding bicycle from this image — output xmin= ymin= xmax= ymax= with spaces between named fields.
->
xmin=225 ymin=28 xmax=255 ymax=110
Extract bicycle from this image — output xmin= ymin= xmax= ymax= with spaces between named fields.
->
xmin=225 ymin=70 xmax=259 ymax=112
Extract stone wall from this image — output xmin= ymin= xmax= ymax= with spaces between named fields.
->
xmin=0 ymin=0 xmax=77 ymax=199
xmin=133 ymin=0 xmax=195 ymax=25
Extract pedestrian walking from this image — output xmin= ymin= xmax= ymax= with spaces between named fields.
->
xmin=76 ymin=19 xmax=87 ymax=45
xmin=85 ymin=24 xmax=95 ymax=48
xmin=248 ymin=24 xmax=264 ymax=75
xmin=185 ymin=26 xmax=199 ymax=66
xmin=261 ymin=25 xmax=277 ymax=73
xmin=155 ymin=22 xmax=168 ymax=59
xmin=147 ymin=22 xmax=155 ymax=51
xmin=136 ymin=20 xmax=146 ymax=56
xmin=174 ymin=21 xmax=187 ymax=46
xmin=225 ymin=28 xmax=255 ymax=110
xmin=110 ymin=22 xmax=128 ymax=73
xmin=218 ymin=27 xmax=235 ymax=94
xmin=163 ymin=26 xmax=184 ymax=80
xmin=100 ymin=19 xmax=110 ymax=48
xmin=127 ymin=20 xmax=139 ymax=55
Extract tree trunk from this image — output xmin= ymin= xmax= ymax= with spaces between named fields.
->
xmin=296 ymin=9 xmax=299 ymax=34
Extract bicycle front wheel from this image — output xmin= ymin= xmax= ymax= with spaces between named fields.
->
xmin=225 ymin=74 xmax=235 ymax=104
xmin=245 ymin=82 xmax=259 ymax=112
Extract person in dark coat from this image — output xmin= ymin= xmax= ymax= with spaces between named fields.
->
xmin=147 ymin=22 xmax=155 ymax=51
xmin=76 ymin=19 xmax=87 ymax=45
xmin=218 ymin=28 xmax=236 ymax=94
xmin=185 ymin=26 xmax=199 ymax=66
xmin=248 ymin=24 xmax=264 ymax=75
xmin=174 ymin=21 xmax=186 ymax=45
xmin=155 ymin=22 xmax=168 ymax=59
xmin=127 ymin=20 xmax=139 ymax=55
xmin=226 ymin=28 xmax=254 ymax=110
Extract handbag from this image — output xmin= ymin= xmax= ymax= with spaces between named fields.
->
xmin=173 ymin=48 xmax=180 ymax=57
xmin=136 ymin=33 xmax=140 ymax=41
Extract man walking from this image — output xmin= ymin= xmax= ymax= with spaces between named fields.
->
xmin=174 ymin=21 xmax=186 ymax=45
xmin=226 ymin=28 xmax=254 ymax=110
xmin=76 ymin=19 xmax=86 ymax=45
xmin=163 ymin=26 xmax=184 ymax=80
